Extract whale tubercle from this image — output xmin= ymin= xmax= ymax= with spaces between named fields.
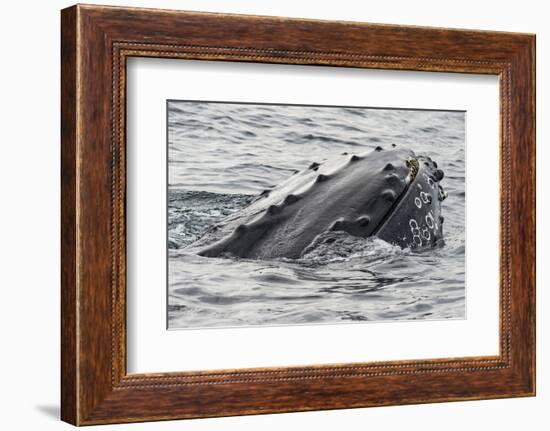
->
xmin=267 ymin=205 xmax=281 ymax=215
xmin=284 ymin=194 xmax=300 ymax=205
xmin=381 ymin=189 xmax=397 ymax=202
xmin=330 ymin=218 xmax=345 ymax=231
xmin=356 ymin=215 xmax=371 ymax=226
xmin=235 ymin=224 xmax=247 ymax=234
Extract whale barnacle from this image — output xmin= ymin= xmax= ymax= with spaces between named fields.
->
xmin=406 ymin=157 xmax=419 ymax=179
xmin=350 ymin=154 xmax=361 ymax=162
xmin=383 ymin=163 xmax=395 ymax=171
xmin=433 ymin=168 xmax=444 ymax=181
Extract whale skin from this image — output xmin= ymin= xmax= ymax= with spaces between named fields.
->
xmin=187 ymin=147 xmax=447 ymax=260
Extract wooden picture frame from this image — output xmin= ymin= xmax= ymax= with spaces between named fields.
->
xmin=61 ymin=4 xmax=535 ymax=425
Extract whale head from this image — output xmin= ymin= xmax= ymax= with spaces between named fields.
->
xmin=193 ymin=146 xmax=447 ymax=259
xmin=374 ymin=152 xmax=447 ymax=249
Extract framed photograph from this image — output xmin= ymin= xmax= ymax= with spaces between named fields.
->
xmin=61 ymin=4 xmax=535 ymax=425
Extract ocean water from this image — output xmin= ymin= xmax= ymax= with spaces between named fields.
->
xmin=168 ymin=101 xmax=466 ymax=329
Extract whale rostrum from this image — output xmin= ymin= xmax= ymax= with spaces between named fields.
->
xmin=187 ymin=147 xmax=447 ymax=259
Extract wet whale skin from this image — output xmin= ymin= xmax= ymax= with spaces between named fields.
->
xmin=188 ymin=147 xmax=446 ymax=259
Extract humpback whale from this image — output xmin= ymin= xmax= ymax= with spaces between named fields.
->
xmin=187 ymin=147 xmax=447 ymax=260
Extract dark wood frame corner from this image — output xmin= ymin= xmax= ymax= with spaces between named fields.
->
xmin=61 ymin=4 xmax=536 ymax=426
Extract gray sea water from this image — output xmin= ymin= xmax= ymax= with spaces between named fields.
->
xmin=168 ymin=101 xmax=466 ymax=329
